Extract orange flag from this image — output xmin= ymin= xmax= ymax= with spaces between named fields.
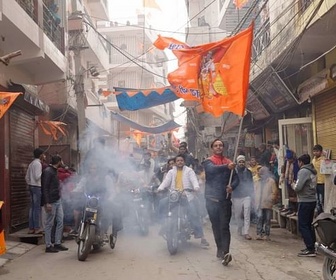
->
xmin=143 ymin=0 xmax=160 ymax=10
xmin=154 ymin=24 xmax=254 ymax=117
xmin=0 ymin=92 xmax=22 ymax=119
xmin=233 ymin=0 xmax=249 ymax=9
xmin=0 ymin=201 xmax=5 ymax=255
xmin=38 ymin=121 xmax=67 ymax=140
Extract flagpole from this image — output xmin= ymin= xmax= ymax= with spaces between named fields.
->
xmin=227 ymin=114 xmax=244 ymax=198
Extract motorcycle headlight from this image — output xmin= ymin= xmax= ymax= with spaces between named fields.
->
xmin=87 ymin=196 xmax=99 ymax=208
xmin=169 ymin=191 xmax=179 ymax=203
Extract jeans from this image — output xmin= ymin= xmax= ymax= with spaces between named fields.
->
xmin=256 ymin=208 xmax=272 ymax=236
xmin=187 ymin=198 xmax=204 ymax=238
xmin=206 ymin=199 xmax=232 ymax=255
xmin=298 ymin=201 xmax=316 ymax=251
xmin=316 ymin=184 xmax=324 ymax=214
xmin=28 ymin=186 xmax=42 ymax=230
xmin=232 ymin=196 xmax=251 ymax=235
xmin=45 ymin=199 xmax=64 ymax=247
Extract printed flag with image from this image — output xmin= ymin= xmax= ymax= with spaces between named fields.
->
xmin=154 ymin=23 xmax=254 ymax=117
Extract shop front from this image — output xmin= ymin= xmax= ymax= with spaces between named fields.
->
xmin=0 ymin=83 xmax=49 ymax=234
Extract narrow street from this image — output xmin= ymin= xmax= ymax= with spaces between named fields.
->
xmin=0 ymin=222 xmax=323 ymax=280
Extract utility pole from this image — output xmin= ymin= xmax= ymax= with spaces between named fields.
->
xmin=69 ymin=9 xmax=88 ymax=165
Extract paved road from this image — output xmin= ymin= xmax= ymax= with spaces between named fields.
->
xmin=0 ymin=222 xmax=324 ymax=280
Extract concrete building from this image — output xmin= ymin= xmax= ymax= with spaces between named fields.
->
xmin=185 ymin=0 xmax=336 ymax=213
xmin=0 ymin=0 xmax=116 ymax=234
xmin=98 ymin=13 xmax=175 ymax=153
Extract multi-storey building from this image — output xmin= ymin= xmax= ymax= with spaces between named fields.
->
xmin=0 ymin=0 xmax=115 ymax=233
xmin=186 ymin=0 xmax=336 ymax=210
xmin=98 ymin=13 xmax=175 ymax=153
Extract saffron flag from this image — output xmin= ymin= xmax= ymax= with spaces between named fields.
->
xmin=154 ymin=24 xmax=254 ymax=117
xmin=0 ymin=92 xmax=22 ymax=119
xmin=38 ymin=121 xmax=67 ymax=140
xmin=143 ymin=0 xmax=160 ymax=10
xmin=233 ymin=0 xmax=249 ymax=9
xmin=0 ymin=201 xmax=5 ymax=255
xmin=113 ymin=87 xmax=179 ymax=111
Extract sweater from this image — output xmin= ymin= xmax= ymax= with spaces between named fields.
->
xmin=293 ymin=163 xmax=317 ymax=202
xmin=203 ymin=155 xmax=239 ymax=201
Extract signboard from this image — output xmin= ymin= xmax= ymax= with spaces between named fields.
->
xmin=246 ymin=89 xmax=270 ymax=120
xmin=251 ymin=66 xmax=298 ymax=113
xmin=297 ymin=69 xmax=329 ymax=102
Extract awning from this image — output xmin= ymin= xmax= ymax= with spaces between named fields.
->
xmin=250 ymin=66 xmax=299 ymax=113
xmin=7 ymin=81 xmax=49 ymax=114
xmin=110 ymin=111 xmax=181 ymax=134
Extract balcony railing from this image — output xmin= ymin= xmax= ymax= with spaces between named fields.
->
xmin=252 ymin=18 xmax=270 ymax=60
xmin=43 ymin=3 xmax=65 ymax=54
xmin=15 ymin=0 xmax=38 ymax=23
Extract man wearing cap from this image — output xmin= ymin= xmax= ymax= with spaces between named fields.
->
xmin=232 ymin=155 xmax=254 ymax=240
xmin=203 ymin=139 xmax=239 ymax=266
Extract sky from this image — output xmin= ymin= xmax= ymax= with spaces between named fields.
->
xmin=108 ymin=0 xmax=188 ymax=129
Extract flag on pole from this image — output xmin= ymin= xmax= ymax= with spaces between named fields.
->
xmin=154 ymin=23 xmax=254 ymax=117
xmin=233 ymin=0 xmax=249 ymax=9
xmin=0 ymin=92 xmax=22 ymax=119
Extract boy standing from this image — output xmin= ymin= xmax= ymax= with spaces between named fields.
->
xmin=312 ymin=144 xmax=325 ymax=214
xmin=255 ymin=167 xmax=278 ymax=241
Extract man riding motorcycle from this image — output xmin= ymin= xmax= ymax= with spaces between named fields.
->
xmin=157 ymin=154 xmax=209 ymax=246
xmin=72 ymin=162 xmax=122 ymax=247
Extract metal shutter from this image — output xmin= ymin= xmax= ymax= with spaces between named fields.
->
xmin=314 ymin=90 xmax=336 ymax=159
xmin=9 ymin=109 xmax=35 ymax=231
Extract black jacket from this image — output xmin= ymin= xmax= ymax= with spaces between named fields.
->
xmin=203 ymin=159 xmax=239 ymax=201
xmin=232 ymin=166 xmax=254 ymax=199
xmin=42 ymin=165 xmax=61 ymax=204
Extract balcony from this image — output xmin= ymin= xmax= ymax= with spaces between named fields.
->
xmin=251 ymin=1 xmax=336 ymax=80
xmin=0 ymin=0 xmax=67 ymax=84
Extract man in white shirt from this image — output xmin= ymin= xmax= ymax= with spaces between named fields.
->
xmin=25 ymin=148 xmax=45 ymax=234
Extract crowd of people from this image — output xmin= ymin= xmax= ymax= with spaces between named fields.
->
xmin=24 ymin=138 xmax=327 ymax=264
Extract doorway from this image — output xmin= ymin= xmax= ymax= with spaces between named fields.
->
xmin=278 ymin=117 xmax=313 ymax=206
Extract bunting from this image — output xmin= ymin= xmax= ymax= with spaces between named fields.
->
xmin=0 ymin=92 xmax=22 ymax=119
xmin=154 ymin=23 xmax=254 ymax=117
xmin=113 ymin=87 xmax=179 ymax=111
xmin=110 ymin=111 xmax=181 ymax=134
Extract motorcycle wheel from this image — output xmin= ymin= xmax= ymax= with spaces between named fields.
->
xmin=166 ymin=218 xmax=178 ymax=255
xmin=137 ymin=209 xmax=149 ymax=236
xmin=77 ymin=224 xmax=95 ymax=261
xmin=323 ymin=257 xmax=336 ymax=280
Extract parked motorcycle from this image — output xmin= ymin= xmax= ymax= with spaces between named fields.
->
xmin=129 ymin=187 xmax=150 ymax=236
xmin=162 ymin=189 xmax=192 ymax=255
xmin=314 ymin=207 xmax=336 ymax=279
xmin=76 ymin=193 xmax=115 ymax=261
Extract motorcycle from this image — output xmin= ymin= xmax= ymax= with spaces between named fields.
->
xmin=76 ymin=193 xmax=115 ymax=261
xmin=129 ymin=187 xmax=150 ymax=236
xmin=162 ymin=189 xmax=192 ymax=255
xmin=314 ymin=207 xmax=336 ymax=279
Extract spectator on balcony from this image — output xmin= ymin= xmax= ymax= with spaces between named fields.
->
xmin=49 ymin=3 xmax=61 ymax=26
